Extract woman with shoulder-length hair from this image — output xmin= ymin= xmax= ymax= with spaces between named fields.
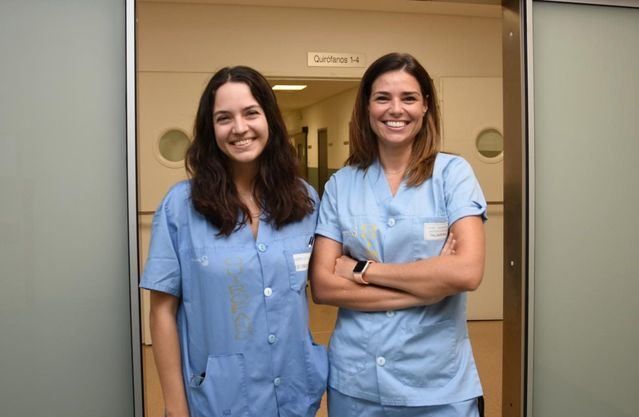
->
xmin=310 ymin=52 xmax=486 ymax=416
xmin=141 ymin=66 xmax=328 ymax=417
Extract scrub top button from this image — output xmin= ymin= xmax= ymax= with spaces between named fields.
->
xmin=376 ymin=356 xmax=386 ymax=367
xmin=386 ymin=310 xmax=395 ymax=317
xmin=264 ymin=287 xmax=273 ymax=297
xmin=273 ymin=377 xmax=281 ymax=386
xmin=257 ymin=243 xmax=267 ymax=252
xmin=387 ymin=218 xmax=396 ymax=227
xmin=267 ymin=334 xmax=277 ymax=344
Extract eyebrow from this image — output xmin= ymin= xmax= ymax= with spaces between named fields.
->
xmin=213 ymin=104 xmax=262 ymax=117
xmin=371 ymin=90 xmax=422 ymax=97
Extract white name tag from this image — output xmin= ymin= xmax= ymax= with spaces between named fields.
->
xmin=293 ymin=252 xmax=311 ymax=272
xmin=424 ymin=222 xmax=448 ymax=241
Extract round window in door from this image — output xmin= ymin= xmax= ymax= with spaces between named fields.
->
xmin=474 ymin=127 xmax=503 ymax=163
xmin=155 ymin=129 xmax=191 ymax=168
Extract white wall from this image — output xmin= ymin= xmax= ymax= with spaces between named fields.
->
xmin=138 ymin=3 xmax=502 ymax=78
xmin=137 ymin=2 xmax=502 ymax=210
xmin=283 ymin=110 xmax=304 ymax=134
xmin=440 ymin=77 xmax=504 ymax=319
xmin=137 ymin=73 xmax=208 ymax=212
xmin=300 ymin=87 xmax=358 ymax=170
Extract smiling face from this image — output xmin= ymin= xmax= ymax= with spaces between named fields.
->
xmin=213 ymin=81 xmax=269 ymax=171
xmin=368 ymin=70 xmax=428 ymax=151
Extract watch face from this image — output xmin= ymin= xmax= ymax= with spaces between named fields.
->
xmin=353 ymin=260 xmax=368 ymax=273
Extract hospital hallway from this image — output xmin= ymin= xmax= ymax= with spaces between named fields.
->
xmin=142 ymin=320 xmax=503 ymax=417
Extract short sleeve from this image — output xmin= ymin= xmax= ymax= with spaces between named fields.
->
xmin=139 ymin=194 xmax=182 ymax=297
xmin=315 ymin=174 xmax=342 ymax=243
xmin=443 ymin=157 xmax=487 ymax=225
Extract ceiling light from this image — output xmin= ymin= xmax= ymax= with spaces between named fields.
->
xmin=272 ymin=84 xmax=307 ymax=91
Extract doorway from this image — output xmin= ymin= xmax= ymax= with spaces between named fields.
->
xmin=317 ymin=128 xmax=328 ymax=197
xmin=291 ymin=127 xmax=308 ymax=180
xmin=131 ymin=2 xmax=511 ymax=417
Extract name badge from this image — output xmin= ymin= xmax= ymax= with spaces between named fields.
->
xmin=293 ymin=252 xmax=311 ymax=272
xmin=424 ymin=222 xmax=448 ymax=241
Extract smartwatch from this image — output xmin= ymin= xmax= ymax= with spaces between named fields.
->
xmin=353 ymin=260 xmax=374 ymax=285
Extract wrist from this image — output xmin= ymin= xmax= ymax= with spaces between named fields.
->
xmin=352 ymin=260 xmax=375 ymax=285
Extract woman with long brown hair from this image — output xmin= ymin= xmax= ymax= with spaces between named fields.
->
xmin=310 ymin=52 xmax=486 ymax=416
xmin=141 ymin=66 xmax=327 ymax=417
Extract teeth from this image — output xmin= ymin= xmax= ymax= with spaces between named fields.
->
xmin=385 ymin=121 xmax=406 ymax=128
xmin=232 ymin=139 xmax=251 ymax=146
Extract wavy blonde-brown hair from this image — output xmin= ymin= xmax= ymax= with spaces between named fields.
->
xmin=347 ymin=52 xmax=441 ymax=185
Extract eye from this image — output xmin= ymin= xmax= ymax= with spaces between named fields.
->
xmin=214 ymin=114 xmax=230 ymax=124
xmin=403 ymin=95 xmax=419 ymax=103
xmin=372 ymin=95 xmax=389 ymax=103
xmin=243 ymin=106 xmax=264 ymax=119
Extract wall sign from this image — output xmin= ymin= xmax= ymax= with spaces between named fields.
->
xmin=307 ymin=52 xmax=366 ymax=68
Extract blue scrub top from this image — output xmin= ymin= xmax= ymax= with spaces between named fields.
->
xmin=315 ymin=153 xmax=486 ymax=407
xmin=140 ymin=180 xmax=328 ymax=417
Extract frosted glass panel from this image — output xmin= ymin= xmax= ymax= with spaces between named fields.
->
xmin=0 ymin=1 xmax=133 ymax=416
xmin=532 ymin=3 xmax=639 ymax=417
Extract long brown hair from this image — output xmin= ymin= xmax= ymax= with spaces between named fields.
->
xmin=185 ymin=66 xmax=314 ymax=236
xmin=347 ymin=52 xmax=441 ymax=186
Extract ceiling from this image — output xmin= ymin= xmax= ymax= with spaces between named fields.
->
xmin=269 ymin=79 xmax=360 ymax=111
xmin=139 ymin=0 xmax=501 ymax=18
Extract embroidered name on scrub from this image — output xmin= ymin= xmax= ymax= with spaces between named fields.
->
xmin=423 ymin=222 xmax=448 ymax=240
xmin=192 ymin=255 xmax=209 ymax=266
xmin=360 ymin=224 xmax=379 ymax=259
xmin=293 ymin=252 xmax=311 ymax=272
xmin=224 ymin=256 xmax=252 ymax=340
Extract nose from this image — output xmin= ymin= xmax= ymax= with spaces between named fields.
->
xmin=389 ymin=98 xmax=402 ymax=115
xmin=232 ymin=117 xmax=248 ymax=135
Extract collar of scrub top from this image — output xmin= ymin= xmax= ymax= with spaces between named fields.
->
xmin=366 ymin=159 xmax=407 ymax=207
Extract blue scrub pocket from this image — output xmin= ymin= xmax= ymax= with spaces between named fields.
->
xmin=328 ymin=317 xmax=370 ymax=377
xmin=284 ymin=247 xmax=311 ymax=292
xmin=188 ymin=353 xmax=250 ymax=417
xmin=387 ymin=319 xmax=458 ymax=388
xmin=304 ymin=341 xmax=328 ymax=404
xmin=412 ymin=216 xmax=449 ymax=261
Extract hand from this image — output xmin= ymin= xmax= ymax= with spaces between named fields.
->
xmin=334 ymin=254 xmax=358 ymax=282
xmin=440 ymin=232 xmax=457 ymax=256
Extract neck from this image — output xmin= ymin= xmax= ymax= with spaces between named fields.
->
xmin=378 ymin=143 xmax=412 ymax=175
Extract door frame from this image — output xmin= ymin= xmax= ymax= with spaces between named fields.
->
xmin=127 ymin=2 xmax=519 ymax=415
xmin=125 ymin=0 xmax=143 ymax=416
xmin=503 ymin=1 xmax=639 ymax=416
xmin=126 ymin=2 xmax=521 ymax=415
xmin=127 ymin=2 xmax=545 ymax=417
xmin=317 ymin=127 xmax=329 ymax=197
xmin=501 ymin=2 xmax=527 ymax=417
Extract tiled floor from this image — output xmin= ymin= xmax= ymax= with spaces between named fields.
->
xmin=143 ymin=300 xmax=502 ymax=417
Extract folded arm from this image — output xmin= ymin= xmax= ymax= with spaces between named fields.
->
xmin=334 ymin=216 xmax=485 ymax=300
xmin=309 ymin=231 xmax=457 ymax=311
